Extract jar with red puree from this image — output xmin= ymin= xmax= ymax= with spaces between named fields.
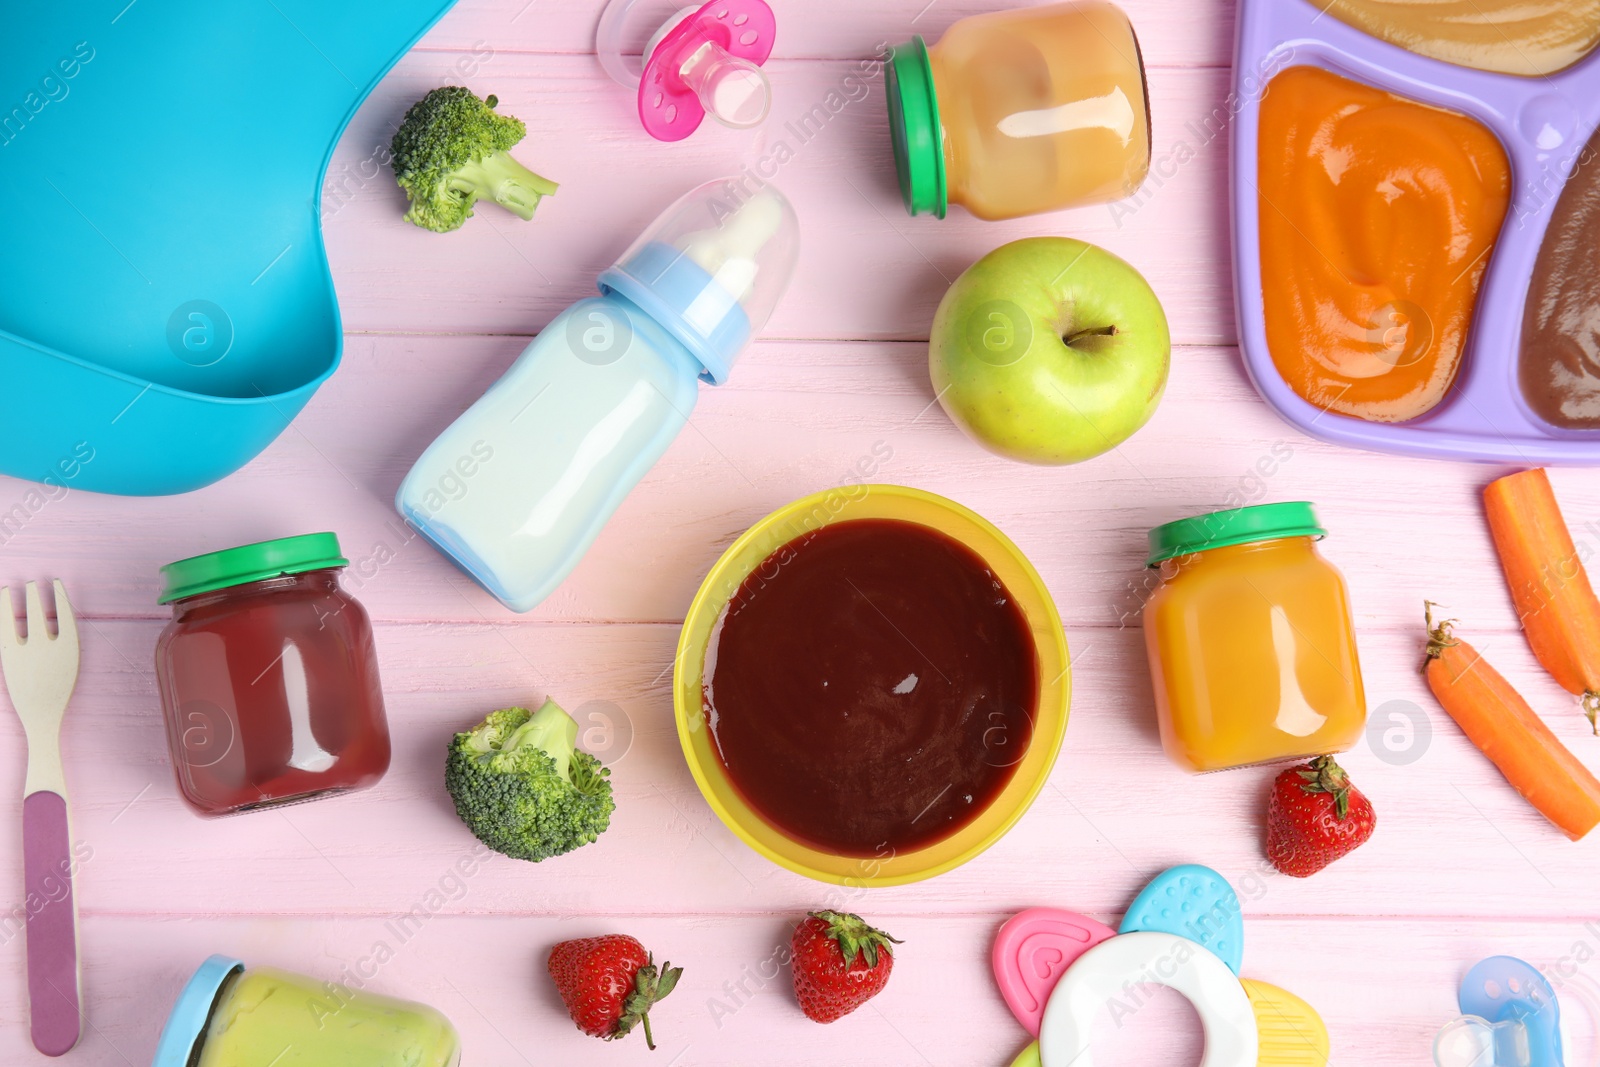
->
xmin=154 ymin=533 xmax=390 ymax=816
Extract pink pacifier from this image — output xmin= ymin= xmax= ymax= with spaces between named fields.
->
xmin=596 ymin=0 xmax=777 ymax=141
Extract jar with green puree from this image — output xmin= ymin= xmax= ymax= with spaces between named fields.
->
xmin=152 ymin=956 xmax=460 ymax=1067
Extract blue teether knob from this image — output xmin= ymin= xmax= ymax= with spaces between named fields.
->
xmin=1118 ymin=864 xmax=1245 ymax=975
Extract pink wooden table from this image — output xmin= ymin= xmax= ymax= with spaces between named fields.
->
xmin=4 ymin=1 xmax=1600 ymax=1063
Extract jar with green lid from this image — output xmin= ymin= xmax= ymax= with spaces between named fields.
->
xmin=152 ymin=955 xmax=460 ymax=1067
xmin=885 ymin=1 xmax=1152 ymax=221
xmin=1141 ymin=502 xmax=1367 ymax=772
xmin=153 ymin=533 xmax=390 ymax=816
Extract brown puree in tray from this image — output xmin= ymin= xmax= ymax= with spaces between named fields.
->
xmin=1523 ymin=126 xmax=1600 ymax=429
xmin=703 ymin=519 xmax=1038 ymax=857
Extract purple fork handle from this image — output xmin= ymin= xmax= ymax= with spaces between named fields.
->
xmin=23 ymin=790 xmax=80 ymax=1056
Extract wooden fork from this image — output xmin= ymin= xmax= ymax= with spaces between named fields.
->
xmin=0 ymin=580 xmax=83 ymax=1056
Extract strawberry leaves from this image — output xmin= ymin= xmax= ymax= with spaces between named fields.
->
xmin=1296 ymin=755 xmax=1353 ymax=819
xmin=616 ymin=957 xmax=682 ymax=1050
xmin=811 ymin=911 xmax=902 ymax=969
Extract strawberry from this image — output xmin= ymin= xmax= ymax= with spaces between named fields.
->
xmin=547 ymin=934 xmax=681 ymax=1050
xmin=1266 ymin=755 xmax=1376 ymax=877
xmin=790 ymin=910 xmax=901 ymax=1023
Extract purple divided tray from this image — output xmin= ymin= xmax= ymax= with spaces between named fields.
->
xmin=1232 ymin=0 xmax=1600 ymax=463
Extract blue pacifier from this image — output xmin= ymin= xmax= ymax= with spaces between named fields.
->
xmin=1435 ymin=957 xmax=1564 ymax=1067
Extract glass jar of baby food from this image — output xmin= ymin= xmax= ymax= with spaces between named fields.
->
xmin=154 ymin=533 xmax=391 ymax=816
xmin=885 ymin=0 xmax=1151 ymax=221
xmin=152 ymin=955 xmax=460 ymax=1067
xmin=1141 ymin=503 xmax=1366 ymax=773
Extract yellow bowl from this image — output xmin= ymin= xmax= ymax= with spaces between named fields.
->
xmin=673 ymin=484 xmax=1071 ymax=886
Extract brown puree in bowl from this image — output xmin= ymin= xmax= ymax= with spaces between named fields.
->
xmin=703 ymin=519 xmax=1038 ymax=857
xmin=1522 ymin=126 xmax=1600 ymax=429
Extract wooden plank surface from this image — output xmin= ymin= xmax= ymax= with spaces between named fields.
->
xmin=316 ymin=59 xmax=1238 ymax=344
xmin=407 ymin=0 xmax=1238 ymax=65
xmin=1 ymin=0 xmax=1598 ymax=1063
xmin=15 ymin=914 xmax=1598 ymax=1067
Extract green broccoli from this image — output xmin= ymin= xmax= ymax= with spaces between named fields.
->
xmin=390 ymin=86 xmax=558 ymax=233
xmin=445 ymin=699 xmax=614 ymax=862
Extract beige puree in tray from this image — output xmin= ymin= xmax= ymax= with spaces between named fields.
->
xmin=1321 ymin=0 xmax=1600 ymax=76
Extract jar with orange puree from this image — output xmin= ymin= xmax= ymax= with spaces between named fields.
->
xmin=1141 ymin=503 xmax=1366 ymax=773
xmin=886 ymin=1 xmax=1151 ymax=221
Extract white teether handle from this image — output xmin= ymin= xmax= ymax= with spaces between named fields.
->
xmin=1038 ymin=931 xmax=1259 ymax=1067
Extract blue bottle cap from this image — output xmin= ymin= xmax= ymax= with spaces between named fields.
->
xmin=597 ymin=178 xmax=799 ymax=385
xmin=599 ymin=242 xmax=752 ymax=384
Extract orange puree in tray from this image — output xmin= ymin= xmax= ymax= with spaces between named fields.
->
xmin=1320 ymin=0 xmax=1600 ymax=77
xmin=1257 ymin=66 xmax=1510 ymax=423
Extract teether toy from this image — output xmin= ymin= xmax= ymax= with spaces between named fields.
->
xmin=1435 ymin=957 xmax=1565 ymax=1067
xmin=1006 ymin=1044 xmax=1042 ymax=1067
xmin=993 ymin=865 xmax=1331 ymax=1067
xmin=992 ymin=908 xmax=1118 ymax=1036
xmin=1040 ymin=931 xmax=1259 ymax=1066
xmin=1119 ymin=863 xmax=1245 ymax=975
xmin=597 ymin=0 xmax=776 ymax=141
xmin=1243 ymin=980 xmax=1332 ymax=1066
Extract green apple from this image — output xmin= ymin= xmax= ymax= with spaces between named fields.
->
xmin=929 ymin=237 xmax=1171 ymax=465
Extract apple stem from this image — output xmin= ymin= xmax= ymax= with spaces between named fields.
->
xmin=1063 ymin=325 xmax=1119 ymax=346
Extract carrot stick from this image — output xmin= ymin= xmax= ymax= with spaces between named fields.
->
xmin=1424 ymin=605 xmax=1600 ymax=841
xmin=1484 ymin=468 xmax=1600 ymax=733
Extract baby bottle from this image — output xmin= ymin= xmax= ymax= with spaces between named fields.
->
xmin=886 ymin=1 xmax=1152 ymax=221
xmin=397 ymin=178 xmax=799 ymax=612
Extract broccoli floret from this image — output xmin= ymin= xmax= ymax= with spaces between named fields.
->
xmin=390 ymin=86 xmax=558 ymax=233
xmin=445 ymin=699 xmax=614 ymax=862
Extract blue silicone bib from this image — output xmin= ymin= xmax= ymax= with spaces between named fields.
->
xmin=0 ymin=0 xmax=455 ymax=495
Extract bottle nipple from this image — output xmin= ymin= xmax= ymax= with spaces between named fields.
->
xmin=676 ymin=189 xmax=784 ymax=302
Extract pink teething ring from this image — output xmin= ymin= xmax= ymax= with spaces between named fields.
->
xmin=992 ymin=908 xmax=1119 ymax=1037
xmin=639 ymin=0 xmax=776 ymax=141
